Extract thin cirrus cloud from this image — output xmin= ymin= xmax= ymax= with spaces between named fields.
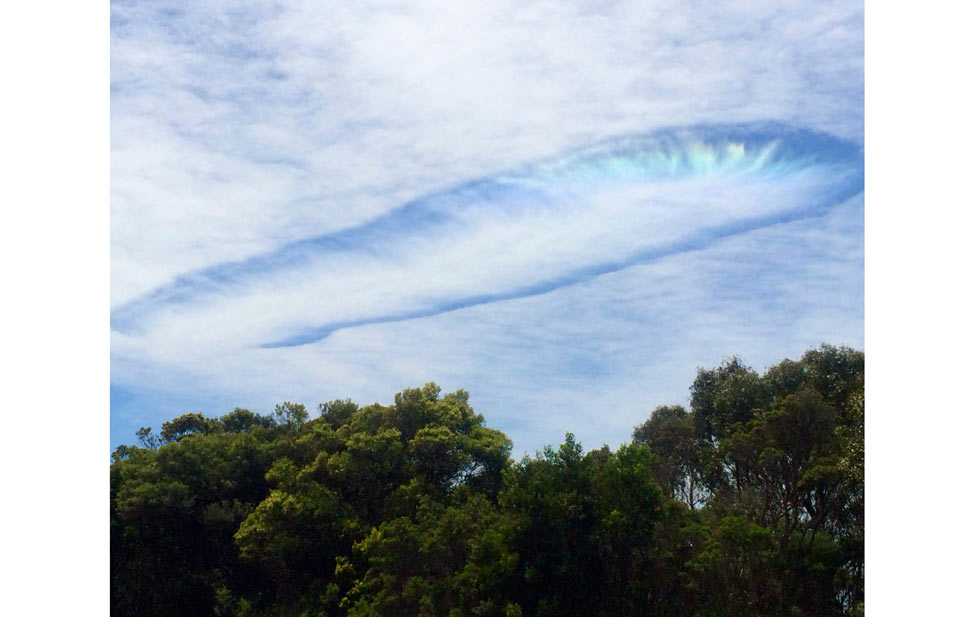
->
xmin=110 ymin=1 xmax=863 ymax=455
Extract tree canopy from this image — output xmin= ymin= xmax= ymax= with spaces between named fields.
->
xmin=111 ymin=345 xmax=863 ymax=617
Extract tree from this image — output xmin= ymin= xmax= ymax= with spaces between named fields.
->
xmin=273 ymin=401 xmax=309 ymax=429
xmin=341 ymin=491 xmax=518 ymax=617
xmin=160 ymin=412 xmax=220 ymax=443
xmin=221 ymin=407 xmax=274 ymax=433
xmin=111 ymin=347 xmax=862 ymax=617
xmin=320 ymin=398 xmax=358 ymax=429
xmin=633 ymin=405 xmax=706 ymax=507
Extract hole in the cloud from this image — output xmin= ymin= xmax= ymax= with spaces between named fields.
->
xmin=110 ymin=122 xmax=863 ymax=348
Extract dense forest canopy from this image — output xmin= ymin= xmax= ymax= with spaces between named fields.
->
xmin=111 ymin=345 xmax=863 ymax=617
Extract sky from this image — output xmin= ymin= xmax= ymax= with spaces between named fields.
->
xmin=110 ymin=0 xmax=864 ymax=456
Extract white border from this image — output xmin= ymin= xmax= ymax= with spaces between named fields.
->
xmin=2 ymin=2 xmax=109 ymax=612
xmin=867 ymin=1 xmax=979 ymax=614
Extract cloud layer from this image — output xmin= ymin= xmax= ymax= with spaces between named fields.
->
xmin=111 ymin=1 xmax=864 ymax=455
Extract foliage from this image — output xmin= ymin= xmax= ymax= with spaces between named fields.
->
xmin=111 ymin=347 xmax=863 ymax=617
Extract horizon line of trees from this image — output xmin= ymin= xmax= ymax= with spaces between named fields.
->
xmin=111 ymin=344 xmax=863 ymax=617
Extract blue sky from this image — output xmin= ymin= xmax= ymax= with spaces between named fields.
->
xmin=110 ymin=0 xmax=864 ymax=456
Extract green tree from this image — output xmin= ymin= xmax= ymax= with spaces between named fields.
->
xmin=221 ymin=408 xmax=275 ymax=433
xmin=633 ymin=405 xmax=707 ymax=507
xmin=111 ymin=347 xmax=862 ymax=617
xmin=160 ymin=412 xmax=220 ymax=443
xmin=342 ymin=491 xmax=518 ymax=617
xmin=231 ymin=384 xmax=512 ymax=614
xmin=273 ymin=401 xmax=310 ymax=429
xmin=111 ymin=428 xmax=276 ymax=617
